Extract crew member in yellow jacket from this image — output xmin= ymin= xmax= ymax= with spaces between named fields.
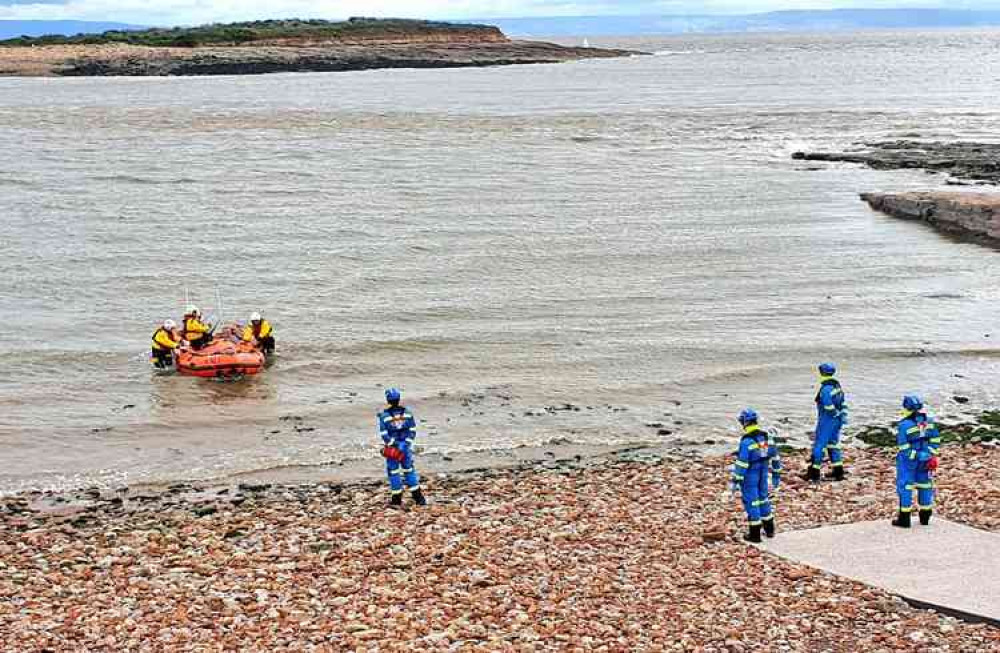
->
xmin=183 ymin=305 xmax=212 ymax=350
xmin=151 ymin=319 xmax=180 ymax=369
xmin=242 ymin=312 xmax=275 ymax=355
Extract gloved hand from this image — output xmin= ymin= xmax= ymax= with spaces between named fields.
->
xmin=839 ymin=411 xmax=849 ymax=426
xmin=927 ymin=456 xmax=939 ymax=472
xmin=728 ymin=481 xmax=740 ymax=498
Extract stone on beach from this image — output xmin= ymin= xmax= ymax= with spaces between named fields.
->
xmin=0 ymin=445 xmax=998 ymax=650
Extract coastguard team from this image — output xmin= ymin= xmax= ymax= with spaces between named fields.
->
xmin=379 ymin=361 xmax=943 ymax=529
xmin=730 ymin=362 xmax=942 ymax=542
xmin=150 ymin=312 xmax=946 ymax=529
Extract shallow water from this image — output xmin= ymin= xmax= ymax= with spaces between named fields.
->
xmin=2 ymin=29 xmax=1000 ymax=493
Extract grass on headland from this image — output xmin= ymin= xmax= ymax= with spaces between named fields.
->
xmin=0 ymin=17 xmax=501 ymax=48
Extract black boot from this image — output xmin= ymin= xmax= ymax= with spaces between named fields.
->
xmin=829 ymin=465 xmax=845 ymax=481
xmin=919 ymin=509 xmax=932 ymax=526
xmin=762 ymin=517 xmax=776 ymax=539
xmin=801 ymin=465 xmax=820 ymax=482
xmin=390 ymin=492 xmax=403 ymax=508
xmin=743 ymin=524 xmax=762 ymax=543
xmin=411 ymin=487 xmax=427 ymax=507
xmin=891 ymin=510 xmax=911 ymax=528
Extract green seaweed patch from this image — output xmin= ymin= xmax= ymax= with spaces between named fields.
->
xmin=978 ymin=410 xmax=1000 ymax=428
xmin=938 ymin=421 xmax=1000 ymax=445
xmin=856 ymin=425 xmax=895 ymax=448
xmin=856 ymin=412 xmax=1000 ymax=448
xmin=778 ymin=444 xmax=807 ymax=455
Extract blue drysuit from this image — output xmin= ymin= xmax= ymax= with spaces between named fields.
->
xmin=896 ymin=411 xmax=941 ymax=513
xmin=377 ymin=404 xmax=420 ymax=496
xmin=731 ymin=425 xmax=782 ymax=527
xmin=811 ymin=377 xmax=847 ymax=470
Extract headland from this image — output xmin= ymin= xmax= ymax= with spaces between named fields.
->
xmin=0 ymin=18 xmax=637 ymax=77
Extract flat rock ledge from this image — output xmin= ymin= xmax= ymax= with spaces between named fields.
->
xmin=794 ymin=140 xmax=1000 ymax=185
xmin=861 ymin=191 xmax=1000 ymax=245
xmin=0 ymin=41 xmax=638 ymax=77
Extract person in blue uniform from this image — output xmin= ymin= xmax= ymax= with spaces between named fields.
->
xmin=378 ymin=388 xmax=427 ymax=508
xmin=804 ymin=362 xmax=848 ymax=482
xmin=730 ymin=408 xmax=782 ymax=542
xmin=893 ymin=395 xmax=942 ymax=528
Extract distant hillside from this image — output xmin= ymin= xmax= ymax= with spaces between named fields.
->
xmin=485 ymin=9 xmax=1000 ymax=36
xmin=0 ymin=20 xmax=142 ymax=40
xmin=0 ymin=18 xmax=505 ymax=48
xmin=9 ymin=9 xmax=1000 ymax=45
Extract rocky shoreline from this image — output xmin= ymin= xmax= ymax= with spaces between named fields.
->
xmin=793 ymin=140 xmax=1000 ymax=244
xmin=861 ymin=191 xmax=1000 ymax=245
xmin=0 ymin=40 xmax=636 ymax=77
xmin=793 ymin=140 xmax=1000 ymax=185
xmin=2 ymin=413 xmax=999 ymax=649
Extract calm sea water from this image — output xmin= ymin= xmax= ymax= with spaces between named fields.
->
xmin=2 ymin=29 xmax=1000 ymax=493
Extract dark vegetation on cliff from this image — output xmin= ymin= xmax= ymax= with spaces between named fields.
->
xmin=0 ymin=17 xmax=504 ymax=48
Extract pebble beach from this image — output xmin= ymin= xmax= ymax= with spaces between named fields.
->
xmin=2 ymin=443 xmax=998 ymax=651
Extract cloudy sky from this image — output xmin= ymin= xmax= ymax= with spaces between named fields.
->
xmin=2 ymin=0 xmax=999 ymax=25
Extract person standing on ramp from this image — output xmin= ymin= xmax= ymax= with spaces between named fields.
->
xmin=730 ymin=409 xmax=781 ymax=542
xmin=893 ymin=395 xmax=941 ymax=528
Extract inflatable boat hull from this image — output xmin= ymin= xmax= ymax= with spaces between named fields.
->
xmin=175 ymin=339 xmax=265 ymax=378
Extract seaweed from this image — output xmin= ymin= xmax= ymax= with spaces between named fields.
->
xmin=855 ymin=411 xmax=1000 ymax=448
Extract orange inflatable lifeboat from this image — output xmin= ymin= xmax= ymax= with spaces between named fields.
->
xmin=175 ymin=330 xmax=265 ymax=378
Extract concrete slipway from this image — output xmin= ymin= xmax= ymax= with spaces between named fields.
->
xmin=760 ymin=519 xmax=1000 ymax=626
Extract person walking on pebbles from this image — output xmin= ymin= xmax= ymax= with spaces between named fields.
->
xmin=892 ymin=395 xmax=941 ymax=528
xmin=730 ymin=409 xmax=782 ymax=542
xmin=803 ymin=362 xmax=849 ymax=482
xmin=378 ymin=387 xmax=427 ymax=508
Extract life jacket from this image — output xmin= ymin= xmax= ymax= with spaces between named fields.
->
xmin=380 ymin=405 xmax=415 ymax=436
xmin=243 ymin=320 xmax=272 ymax=341
xmin=184 ymin=316 xmax=210 ymax=340
xmin=815 ymin=378 xmax=845 ymax=409
xmin=741 ymin=425 xmax=771 ymax=469
xmin=898 ymin=412 xmax=940 ymax=462
xmin=152 ymin=327 xmax=178 ymax=351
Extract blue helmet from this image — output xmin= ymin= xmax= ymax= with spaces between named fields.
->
xmin=902 ymin=395 xmax=923 ymax=412
xmin=385 ymin=387 xmax=401 ymax=404
xmin=738 ymin=408 xmax=758 ymax=426
xmin=818 ymin=362 xmax=836 ymax=376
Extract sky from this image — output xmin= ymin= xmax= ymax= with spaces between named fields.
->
xmin=3 ymin=0 xmax=1000 ymax=26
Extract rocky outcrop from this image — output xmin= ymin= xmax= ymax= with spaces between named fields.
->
xmin=794 ymin=140 xmax=1000 ymax=185
xmin=861 ymin=191 xmax=1000 ymax=244
xmin=0 ymin=40 xmax=638 ymax=77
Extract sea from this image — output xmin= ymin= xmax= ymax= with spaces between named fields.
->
xmin=2 ymin=29 xmax=1000 ymax=494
